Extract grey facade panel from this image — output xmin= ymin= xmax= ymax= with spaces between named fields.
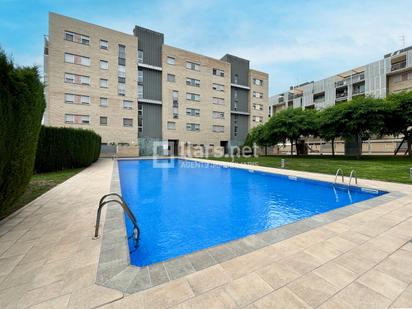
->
xmin=141 ymin=103 xmax=162 ymax=138
xmin=230 ymin=114 xmax=249 ymax=142
xmin=221 ymin=54 xmax=250 ymax=86
xmin=231 ymin=87 xmax=249 ymax=112
xmin=141 ymin=69 xmax=162 ymax=101
xmin=134 ymin=26 xmax=164 ymax=67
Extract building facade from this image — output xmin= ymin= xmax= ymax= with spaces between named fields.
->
xmin=270 ymin=46 xmax=412 ymax=115
xmin=44 ymin=13 xmax=269 ymax=155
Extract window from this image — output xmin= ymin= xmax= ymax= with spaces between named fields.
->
xmin=212 ymin=83 xmax=224 ymax=91
xmin=100 ymin=79 xmax=108 ymax=88
xmin=253 ymin=116 xmax=263 ymax=123
xmin=64 ymin=114 xmax=90 ymax=124
xmin=100 ymin=116 xmax=108 ymax=126
xmin=138 ymin=103 xmax=143 ymax=136
xmin=64 ymin=93 xmax=89 ymax=104
xmin=234 ymin=89 xmax=238 ymax=99
xmin=186 ymin=108 xmax=200 ymax=117
xmin=253 ymin=78 xmax=263 ymax=86
xmin=186 ymin=92 xmax=200 ymax=101
xmin=123 ymin=100 xmax=133 ymax=109
xmin=167 ymin=121 xmax=176 ymax=130
xmin=213 ymin=68 xmax=224 ymax=77
xmin=64 ymin=73 xmax=90 ymax=85
xmin=253 ymin=103 xmax=263 ymax=111
xmin=167 ymin=57 xmax=175 ymax=65
xmin=64 ymin=31 xmax=90 ymax=45
xmin=212 ymin=111 xmax=224 ymax=119
xmin=118 ymin=65 xmax=126 ymax=78
xmin=186 ymin=78 xmax=200 ymax=87
xmin=212 ymin=97 xmax=224 ymax=105
xmin=213 ymin=125 xmax=224 ymax=133
xmin=100 ymin=60 xmax=108 ymax=70
xmin=186 ymin=123 xmax=200 ymax=131
xmin=138 ymin=85 xmax=143 ymax=99
xmin=172 ymin=91 xmax=179 ymax=119
xmin=123 ymin=118 xmax=133 ymax=127
xmin=100 ymin=97 xmax=108 ymax=107
xmin=100 ymin=40 xmax=108 ymax=50
xmin=64 ymin=53 xmax=90 ymax=66
xmin=138 ymin=70 xmax=143 ymax=83
xmin=234 ymin=74 xmax=239 ymax=84
xmin=64 ymin=93 xmax=74 ymax=103
xmin=118 ymin=76 xmax=126 ymax=83
xmin=253 ymin=91 xmax=263 ymax=99
xmin=118 ymin=45 xmax=126 ymax=59
xmin=186 ymin=61 xmax=200 ymax=71
xmin=167 ymin=74 xmax=176 ymax=82
xmin=118 ymin=57 xmax=126 ymax=66
xmin=118 ymin=83 xmax=125 ymax=96
xmin=137 ymin=49 xmax=143 ymax=63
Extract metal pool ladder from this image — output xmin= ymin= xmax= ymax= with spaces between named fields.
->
xmin=93 ymin=193 xmax=140 ymax=245
xmin=334 ymin=168 xmax=344 ymax=184
xmin=348 ymin=170 xmax=357 ymax=188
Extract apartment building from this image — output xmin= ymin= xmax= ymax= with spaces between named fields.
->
xmin=270 ymin=46 xmax=412 ymax=115
xmin=44 ymin=13 xmax=269 ymax=155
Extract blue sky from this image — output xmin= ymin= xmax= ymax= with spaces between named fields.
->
xmin=1 ymin=0 xmax=411 ymax=94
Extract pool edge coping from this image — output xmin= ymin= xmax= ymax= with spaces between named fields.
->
xmin=95 ymin=157 xmax=407 ymax=294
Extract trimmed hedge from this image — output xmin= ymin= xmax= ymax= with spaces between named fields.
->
xmin=35 ymin=126 xmax=101 ymax=173
xmin=0 ymin=51 xmax=45 ymax=211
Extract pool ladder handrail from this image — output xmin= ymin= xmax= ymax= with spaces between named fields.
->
xmin=93 ymin=193 xmax=140 ymax=244
xmin=334 ymin=168 xmax=344 ymax=184
xmin=348 ymin=169 xmax=357 ymax=188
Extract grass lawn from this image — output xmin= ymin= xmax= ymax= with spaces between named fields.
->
xmin=208 ymin=155 xmax=412 ymax=184
xmin=0 ymin=168 xmax=83 ymax=220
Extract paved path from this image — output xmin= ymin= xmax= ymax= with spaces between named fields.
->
xmin=0 ymin=158 xmax=411 ymax=308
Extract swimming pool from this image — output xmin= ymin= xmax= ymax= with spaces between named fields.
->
xmin=118 ymin=159 xmax=385 ymax=267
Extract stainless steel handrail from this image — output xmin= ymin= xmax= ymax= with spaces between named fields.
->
xmin=334 ymin=168 xmax=344 ymax=184
xmin=93 ymin=193 xmax=140 ymax=245
xmin=348 ymin=170 xmax=358 ymax=188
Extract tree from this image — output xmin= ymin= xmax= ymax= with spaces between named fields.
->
xmin=266 ymin=108 xmax=318 ymax=155
xmin=318 ymin=104 xmax=345 ymax=156
xmin=244 ymin=124 xmax=273 ymax=155
xmin=384 ymin=91 xmax=412 ymax=156
xmin=0 ymin=50 xmax=45 ymax=212
xmin=339 ymin=97 xmax=387 ymax=157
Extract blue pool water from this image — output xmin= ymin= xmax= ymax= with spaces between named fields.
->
xmin=118 ymin=159 xmax=385 ymax=266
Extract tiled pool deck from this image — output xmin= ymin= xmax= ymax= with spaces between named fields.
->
xmin=0 ymin=158 xmax=412 ymax=308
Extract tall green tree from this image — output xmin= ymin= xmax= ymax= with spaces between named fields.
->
xmin=266 ymin=108 xmax=318 ymax=155
xmin=244 ymin=124 xmax=274 ymax=155
xmin=318 ymin=104 xmax=345 ymax=156
xmin=0 ymin=50 xmax=45 ymax=211
xmin=384 ymin=91 xmax=412 ymax=156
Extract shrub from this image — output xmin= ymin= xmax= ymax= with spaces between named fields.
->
xmin=35 ymin=126 xmax=101 ymax=173
xmin=0 ymin=51 xmax=45 ymax=211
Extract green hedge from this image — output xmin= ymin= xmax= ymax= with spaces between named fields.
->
xmin=0 ymin=51 xmax=45 ymax=211
xmin=35 ymin=126 xmax=101 ymax=173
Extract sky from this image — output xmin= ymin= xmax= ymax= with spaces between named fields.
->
xmin=1 ymin=0 xmax=411 ymax=95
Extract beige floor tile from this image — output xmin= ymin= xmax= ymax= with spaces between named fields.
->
xmin=313 ymin=261 xmax=357 ymax=289
xmin=68 ymin=284 xmax=123 ymax=309
xmin=225 ymin=272 xmax=273 ymax=307
xmin=174 ymin=287 xmax=236 ymax=309
xmin=0 ymin=241 xmax=14 ymax=256
xmin=0 ymin=283 xmax=30 ymax=309
xmin=390 ymin=284 xmax=412 ymax=308
xmin=287 ymin=272 xmax=340 ymax=308
xmin=186 ymin=264 xmax=229 ymax=295
xmin=1 ymin=241 xmax=34 ymax=258
xmin=250 ymin=287 xmax=311 ymax=309
xmin=323 ymin=235 xmax=357 ymax=253
xmin=401 ymin=242 xmax=412 ymax=252
xmin=375 ymin=249 xmax=412 ymax=284
xmin=357 ymin=269 xmax=407 ymax=300
xmin=338 ymin=230 xmax=370 ymax=245
xmin=0 ymin=254 xmax=24 ymax=276
xmin=32 ymin=257 xmax=72 ymax=288
xmin=30 ymin=294 xmax=71 ymax=309
xmin=46 ymin=241 xmax=80 ymax=263
xmin=16 ymin=280 xmax=64 ymax=308
xmin=304 ymin=241 xmax=342 ymax=264
xmin=364 ymin=234 xmax=407 ymax=254
xmin=335 ymin=251 xmax=376 ymax=275
xmin=323 ymin=221 xmax=350 ymax=234
xmin=0 ymin=259 xmax=45 ymax=290
xmin=278 ymin=251 xmax=323 ymax=275
xmin=61 ymin=263 xmax=97 ymax=294
xmin=256 ymin=261 xmax=301 ymax=290
xmin=220 ymin=250 xmax=269 ymax=279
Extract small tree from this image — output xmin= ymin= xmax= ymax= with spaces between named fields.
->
xmin=266 ymin=108 xmax=318 ymax=155
xmin=318 ymin=104 xmax=345 ymax=156
xmin=0 ymin=50 xmax=45 ymax=212
xmin=384 ymin=91 xmax=412 ymax=156
xmin=245 ymin=124 xmax=273 ymax=155
xmin=338 ymin=96 xmax=387 ymax=158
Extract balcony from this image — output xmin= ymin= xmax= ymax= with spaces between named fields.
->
xmin=335 ymin=91 xmax=348 ymax=101
xmin=391 ymin=61 xmax=407 ymax=71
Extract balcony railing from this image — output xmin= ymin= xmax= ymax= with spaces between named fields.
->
xmin=336 ymin=92 xmax=348 ymax=100
xmin=335 ymin=72 xmax=365 ymax=87
xmin=391 ymin=61 xmax=407 ymax=71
